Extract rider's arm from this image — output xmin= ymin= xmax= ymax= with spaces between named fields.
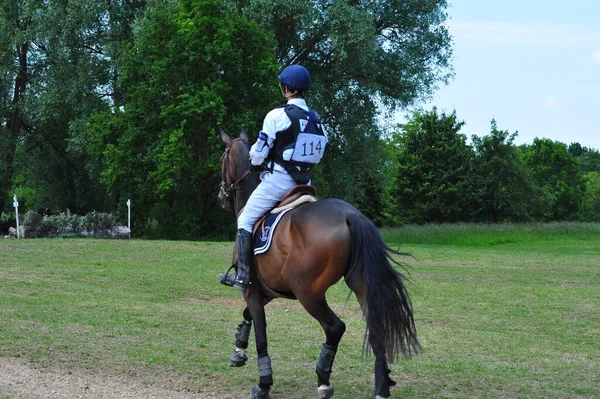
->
xmin=249 ymin=108 xmax=291 ymax=165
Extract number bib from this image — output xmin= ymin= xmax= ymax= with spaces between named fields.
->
xmin=291 ymin=132 xmax=326 ymax=164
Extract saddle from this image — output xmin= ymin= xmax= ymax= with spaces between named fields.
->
xmin=253 ymin=184 xmax=317 ymax=235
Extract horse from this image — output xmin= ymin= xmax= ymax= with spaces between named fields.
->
xmin=217 ymin=129 xmax=421 ymax=399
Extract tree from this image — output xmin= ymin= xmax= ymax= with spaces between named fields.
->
xmin=521 ymin=138 xmax=584 ymax=221
xmin=469 ymin=121 xmax=538 ymax=222
xmin=1 ymin=0 xmax=147 ymax=214
xmin=79 ymin=0 xmax=279 ymax=238
xmin=581 ymin=172 xmax=600 ymax=222
xmin=0 ymin=0 xmax=34 ymax=213
xmin=392 ymin=108 xmax=473 ymax=223
xmin=1 ymin=0 xmax=455 ymax=236
xmin=568 ymin=143 xmax=600 ymax=175
xmin=236 ymin=0 xmax=453 ymax=215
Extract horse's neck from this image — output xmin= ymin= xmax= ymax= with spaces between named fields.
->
xmin=234 ymin=179 xmax=257 ymax=216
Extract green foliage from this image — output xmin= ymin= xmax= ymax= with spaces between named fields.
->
xmin=521 ymin=138 xmax=584 ymax=221
xmin=0 ymin=0 xmax=145 ymax=214
xmin=381 ymin=221 xmax=600 ymax=246
xmin=76 ymin=0 xmax=279 ymax=238
xmin=45 ymin=213 xmax=86 ymax=237
xmin=580 ymin=172 xmax=600 ymax=222
xmin=469 ymin=121 xmax=539 ymax=222
xmin=83 ymin=211 xmax=118 ymax=234
xmin=569 ymin=142 xmax=600 ymax=174
xmin=392 ymin=108 xmax=473 ymax=223
xmin=21 ymin=211 xmax=120 ymax=237
xmin=237 ymin=0 xmax=453 ymax=223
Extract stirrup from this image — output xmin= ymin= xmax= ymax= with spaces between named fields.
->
xmin=233 ymin=280 xmax=249 ymax=292
xmin=218 ymin=264 xmax=237 ymax=287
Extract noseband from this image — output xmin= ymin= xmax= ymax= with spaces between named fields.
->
xmin=220 ymin=140 xmax=251 ymax=206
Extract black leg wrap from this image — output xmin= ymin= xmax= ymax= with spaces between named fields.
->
xmin=235 ymin=320 xmax=252 ymax=349
xmin=315 ymin=344 xmax=337 ymax=386
xmin=257 ymin=355 xmax=273 ymax=387
xmin=374 ymin=359 xmax=396 ymax=397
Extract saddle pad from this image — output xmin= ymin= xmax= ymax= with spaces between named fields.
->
xmin=253 ymin=207 xmax=294 ymax=255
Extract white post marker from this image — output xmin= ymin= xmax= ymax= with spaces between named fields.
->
xmin=126 ymin=199 xmax=131 ymax=238
xmin=13 ymin=195 xmax=20 ymax=239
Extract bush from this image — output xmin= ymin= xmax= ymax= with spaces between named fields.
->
xmin=53 ymin=213 xmax=85 ymax=237
xmin=19 ymin=211 xmax=122 ymax=238
xmin=84 ymin=211 xmax=117 ymax=235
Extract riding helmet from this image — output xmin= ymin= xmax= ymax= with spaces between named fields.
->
xmin=279 ymin=65 xmax=311 ymax=92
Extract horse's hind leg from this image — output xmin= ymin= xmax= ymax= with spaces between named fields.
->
xmin=353 ymin=288 xmax=396 ymax=399
xmin=229 ymin=307 xmax=252 ymax=367
xmin=297 ymin=294 xmax=346 ymax=399
xmin=370 ymin=336 xmax=396 ymax=399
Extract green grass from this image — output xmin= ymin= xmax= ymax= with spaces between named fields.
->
xmin=381 ymin=221 xmax=600 ymax=247
xmin=1 ymin=223 xmax=599 ymax=398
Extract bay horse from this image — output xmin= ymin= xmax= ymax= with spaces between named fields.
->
xmin=217 ymin=130 xmax=420 ymax=399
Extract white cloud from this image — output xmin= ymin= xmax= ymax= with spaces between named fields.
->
xmin=590 ymin=49 xmax=600 ymax=64
xmin=540 ymin=96 xmax=567 ymax=109
xmin=449 ymin=21 xmax=600 ymax=47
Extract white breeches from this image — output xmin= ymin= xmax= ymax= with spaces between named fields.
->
xmin=237 ymin=170 xmax=297 ymax=232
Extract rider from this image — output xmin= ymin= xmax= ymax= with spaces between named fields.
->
xmin=223 ymin=64 xmax=327 ymax=292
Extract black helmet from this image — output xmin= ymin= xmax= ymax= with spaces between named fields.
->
xmin=279 ymin=65 xmax=311 ymax=92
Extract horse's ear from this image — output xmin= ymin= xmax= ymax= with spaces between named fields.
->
xmin=239 ymin=129 xmax=248 ymax=142
xmin=220 ymin=128 xmax=233 ymax=148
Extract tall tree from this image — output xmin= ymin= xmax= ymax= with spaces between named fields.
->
xmin=392 ymin=108 xmax=473 ymax=223
xmin=1 ymin=0 xmax=147 ymax=214
xmin=469 ymin=121 xmax=538 ymax=222
xmin=236 ymin=0 xmax=453 ymax=212
xmin=79 ymin=0 xmax=279 ymax=238
xmin=521 ymin=138 xmax=584 ymax=221
xmin=580 ymin=172 xmax=600 ymax=222
xmin=568 ymin=143 xmax=600 ymax=175
xmin=0 ymin=0 xmax=35 ymax=213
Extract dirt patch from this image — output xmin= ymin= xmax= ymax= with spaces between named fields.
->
xmin=0 ymin=357 xmax=236 ymax=399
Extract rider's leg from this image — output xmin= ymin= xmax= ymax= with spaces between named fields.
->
xmin=230 ymin=171 xmax=297 ymax=292
xmin=232 ymin=228 xmax=253 ymax=291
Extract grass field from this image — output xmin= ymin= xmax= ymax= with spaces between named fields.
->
xmin=1 ymin=223 xmax=599 ymax=398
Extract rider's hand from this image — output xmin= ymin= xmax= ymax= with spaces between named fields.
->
xmin=250 ymin=162 xmax=265 ymax=173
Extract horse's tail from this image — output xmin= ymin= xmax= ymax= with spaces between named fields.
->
xmin=345 ymin=212 xmax=421 ymax=361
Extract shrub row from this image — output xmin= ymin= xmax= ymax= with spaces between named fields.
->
xmin=22 ymin=211 xmax=128 ymax=238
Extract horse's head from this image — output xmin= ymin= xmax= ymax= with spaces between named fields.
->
xmin=218 ymin=129 xmax=256 ymax=213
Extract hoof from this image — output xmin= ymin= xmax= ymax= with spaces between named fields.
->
xmin=318 ymin=383 xmax=334 ymax=399
xmin=249 ymin=384 xmax=269 ymax=399
xmin=229 ymin=350 xmax=248 ymax=367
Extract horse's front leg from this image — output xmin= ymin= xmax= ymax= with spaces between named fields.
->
xmin=229 ymin=307 xmax=252 ymax=367
xmin=246 ymin=289 xmax=272 ymax=399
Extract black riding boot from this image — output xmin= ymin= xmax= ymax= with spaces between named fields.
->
xmin=233 ymin=229 xmax=252 ymax=292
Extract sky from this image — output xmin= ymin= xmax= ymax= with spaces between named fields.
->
xmin=398 ymin=0 xmax=600 ymax=150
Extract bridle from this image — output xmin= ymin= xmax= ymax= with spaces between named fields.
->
xmin=219 ymin=140 xmax=251 ymax=208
